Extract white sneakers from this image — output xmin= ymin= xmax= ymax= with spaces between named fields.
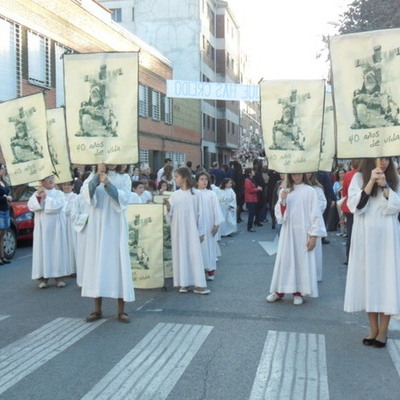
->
xmin=266 ymin=293 xmax=281 ymax=302
xmin=56 ymin=280 xmax=66 ymax=288
xmin=179 ymin=286 xmax=190 ymax=293
xmin=193 ymin=287 xmax=211 ymax=295
xmin=293 ymin=295 xmax=304 ymax=305
xmin=38 ymin=281 xmax=48 ymax=289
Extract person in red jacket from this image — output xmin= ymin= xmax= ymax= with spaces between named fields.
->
xmin=341 ymin=160 xmax=361 ymax=264
xmin=244 ymin=167 xmax=262 ymax=232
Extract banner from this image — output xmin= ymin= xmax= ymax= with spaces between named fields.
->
xmin=260 ymin=80 xmax=325 ymax=173
xmin=330 ymin=28 xmax=400 ymax=158
xmin=64 ymin=52 xmax=139 ymax=164
xmin=167 ymin=80 xmax=260 ymax=101
xmin=318 ymin=92 xmax=336 ymax=171
xmin=46 ymin=108 xmax=73 ymax=184
xmin=153 ymin=193 xmax=173 ymax=279
xmin=0 ymin=93 xmax=54 ymax=185
xmin=127 ymin=204 xmax=164 ymax=289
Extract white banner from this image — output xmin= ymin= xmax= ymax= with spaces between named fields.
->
xmin=167 ymin=80 xmax=260 ymax=101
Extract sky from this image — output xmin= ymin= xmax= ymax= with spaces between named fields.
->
xmin=228 ymin=0 xmax=352 ymax=81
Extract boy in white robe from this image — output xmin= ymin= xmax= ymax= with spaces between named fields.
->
xmin=129 ymin=181 xmax=144 ymax=204
xmin=28 ymin=176 xmax=72 ymax=288
xmin=218 ymin=179 xmax=237 ymax=236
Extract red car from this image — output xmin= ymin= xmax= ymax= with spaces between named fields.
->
xmin=3 ymin=185 xmax=36 ymax=259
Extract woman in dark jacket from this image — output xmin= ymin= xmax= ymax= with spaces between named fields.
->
xmin=0 ymin=164 xmax=12 ymax=264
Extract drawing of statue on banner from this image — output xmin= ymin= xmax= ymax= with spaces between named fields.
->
xmin=46 ymin=108 xmax=73 ymax=184
xmin=9 ymin=106 xmax=44 ymax=164
xmin=0 ymin=93 xmax=54 ymax=185
xmin=330 ymin=29 xmax=400 ymax=158
xmin=260 ymin=79 xmax=325 ymax=173
xmin=126 ymin=204 xmax=164 ymax=289
xmin=351 ymin=45 xmax=400 ymax=130
xmin=64 ymin=52 xmax=139 ymax=165
xmin=269 ymin=90 xmax=307 ymax=151
xmin=319 ymin=91 xmax=336 ymax=172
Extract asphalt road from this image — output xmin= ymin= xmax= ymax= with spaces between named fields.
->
xmin=1 ymin=222 xmax=400 ymax=400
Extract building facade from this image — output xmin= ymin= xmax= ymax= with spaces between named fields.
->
xmin=0 ymin=0 xmax=201 ymax=170
xmin=100 ymin=0 xmax=242 ymax=168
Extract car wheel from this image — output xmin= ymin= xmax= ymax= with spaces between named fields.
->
xmin=3 ymin=228 xmax=17 ymax=260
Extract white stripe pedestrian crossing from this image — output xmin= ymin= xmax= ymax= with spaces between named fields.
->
xmin=0 ymin=317 xmax=105 ymax=396
xmin=387 ymin=339 xmax=400 ymax=378
xmin=81 ymin=322 xmax=213 ymax=400
xmin=249 ymin=330 xmax=329 ymax=400
xmin=0 ymin=315 xmax=10 ymax=322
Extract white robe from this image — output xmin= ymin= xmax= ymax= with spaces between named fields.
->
xmin=211 ymin=184 xmax=223 ymax=243
xmin=70 ymin=194 xmax=90 ymax=287
xmin=199 ymin=189 xmax=225 ymax=271
xmin=270 ymin=184 xmax=326 ymax=297
xmin=64 ymin=192 xmax=78 ymax=275
xmin=344 ymin=173 xmax=400 ymax=314
xmin=219 ymin=188 xmax=237 ymax=236
xmin=168 ymin=188 xmax=206 ymax=287
xmin=28 ymin=188 xmax=72 ymax=279
xmin=311 ymin=185 xmax=327 ymax=281
xmin=128 ymin=192 xmax=142 ymax=204
xmin=81 ymin=171 xmax=135 ymax=302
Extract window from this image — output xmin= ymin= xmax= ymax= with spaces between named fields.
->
xmin=55 ymin=43 xmax=72 ymax=107
xmin=0 ymin=17 xmax=21 ymax=101
xmin=207 ymin=4 xmax=215 ymax=34
xmin=140 ymin=149 xmax=149 ymax=165
xmin=132 ymin=7 xmax=135 ymax=21
xmin=139 ymin=84 xmax=148 ymax=117
xmin=28 ymin=30 xmax=51 ymax=88
xmin=152 ymin=90 xmax=160 ymax=121
xmin=164 ymin=96 xmax=173 ymax=124
xmin=166 ymin=152 xmax=186 ymax=168
xmin=110 ymin=8 xmax=122 ymax=22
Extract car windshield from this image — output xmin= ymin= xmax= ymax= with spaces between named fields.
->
xmin=10 ymin=185 xmax=37 ymax=202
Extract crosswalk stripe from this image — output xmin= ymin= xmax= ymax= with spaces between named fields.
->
xmin=0 ymin=317 xmax=105 ymax=395
xmin=387 ymin=339 xmax=400 ymax=377
xmin=0 ymin=315 xmax=10 ymax=322
xmin=249 ymin=330 xmax=329 ymax=400
xmin=82 ymin=322 xmax=213 ymax=400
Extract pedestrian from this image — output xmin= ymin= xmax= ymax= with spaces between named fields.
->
xmin=0 ymin=164 xmax=12 ymax=264
xmin=306 ymin=173 xmax=327 ymax=281
xmin=196 ymin=170 xmax=224 ymax=281
xmin=164 ymin=166 xmax=210 ymax=294
xmin=266 ymin=173 xmax=326 ymax=305
xmin=81 ymin=164 xmax=134 ymax=323
xmin=244 ymin=167 xmax=262 ymax=232
xmin=28 ymin=176 xmax=72 ymax=288
xmin=128 ymin=181 xmax=143 ymax=204
xmin=269 ymin=172 xmax=285 ymax=232
xmin=209 ymin=161 xmax=226 ymax=186
xmin=341 ymin=160 xmax=361 ymax=265
xmin=317 ymin=171 xmax=336 ymax=243
xmin=344 ymin=157 xmax=400 ymax=348
xmin=253 ymin=159 xmax=267 ymax=226
xmin=156 ymin=158 xmax=173 ymax=184
xmin=60 ymin=181 xmax=78 ymax=276
xmin=218 ymin=178 xmax=237 ymax=236
xmin=161 ymin=164 xmax=176 ymax=191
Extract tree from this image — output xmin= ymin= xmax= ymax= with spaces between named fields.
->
xmin=339 ymin=0 xmax=400 ymax=34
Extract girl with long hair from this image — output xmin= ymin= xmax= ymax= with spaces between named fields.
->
xmin=164 ymin=167 xmax=210 ymax=294
xmin=196 ymin=170 xmax=224 ymax=281
xmin=219 ymin=178 xmax=237 ymax=236
xmin=344 ymin=157 xmax=400 ymax=348
xmin=266 ymin=173 xmax=326 ymax=305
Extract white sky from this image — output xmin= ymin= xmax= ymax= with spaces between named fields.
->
xmin=228 ymin=0 xmax=352 ymax=81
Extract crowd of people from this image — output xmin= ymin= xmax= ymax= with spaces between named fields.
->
xmin=1 ymin=155 xmax=399 ymax=349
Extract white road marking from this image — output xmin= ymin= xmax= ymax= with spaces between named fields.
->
xmin=82 ymin=322 xmax=213 ymax=400
xmin=249 ymin=330 xmax=329 ymax=400
xmin=387 ymin=339 xmax=400 ymax=378
xmin=0 ymin=317 xmax=105 ymax=395
xmin=0 ymin=315 xmax=10 ymax=322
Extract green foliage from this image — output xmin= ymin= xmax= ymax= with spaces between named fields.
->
xmin=339 ymin=0 xmax=400 ymax=34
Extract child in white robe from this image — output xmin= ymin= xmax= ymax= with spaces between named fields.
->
xmin=219 ymin=178 xmax=237 ymax=236
xmin=344 ymin=157 xmax=400 ymax=348
xmin=196 ymin=170 xmax=224 ymax=281
xmin=266 ymin=173 xmax=326 ymax=305
xmin=60 ymin=181 xmax=78 ymax=276
xmin=28 ymin=176 xmax=72 ymax=288
xmin=129 ymin=181 xmax=144 ymax=204
xmin=81 ymin=164 xmax=134 ymax=323
xmin=164 ymin=166 xmax=210 ymax=294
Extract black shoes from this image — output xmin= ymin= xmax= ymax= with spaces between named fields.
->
xmin=362 ymin=337 xmax=375 ymax=346
xmin=362 ymin=336 xmax=387 ymax=348
xmin=322 ymin=238 xmax=330 ymax=244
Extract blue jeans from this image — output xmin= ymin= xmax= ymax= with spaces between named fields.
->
xmin=246 ymin=202 xmax=256 ymax=230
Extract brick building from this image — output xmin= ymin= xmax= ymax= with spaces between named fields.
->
xmin=0 ymin=0 xmax=201 ymax=171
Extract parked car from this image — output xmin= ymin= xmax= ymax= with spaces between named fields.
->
xmin=3 ymin=185 xmax=36 ymax=259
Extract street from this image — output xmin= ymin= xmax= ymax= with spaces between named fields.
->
xmin=1 ymin=222 xmax=400 ymax=400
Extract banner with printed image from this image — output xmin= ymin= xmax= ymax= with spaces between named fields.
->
xmin=127 ymin=204 xmax=164 ymax=289
xmin=0 ymin=93 xmax=54 ymax=185
xmin=318 ymin=91 xmax=336 ymax=171
xmin=64 ymin=52 xmax=139 ymax=164
xmin=330 ymin=28 xmax=400 ymax=158
xmin=260 ymin=79 xmax=326 ymax=173
xmin=46 ymin=108 xmax=73 ymax=184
